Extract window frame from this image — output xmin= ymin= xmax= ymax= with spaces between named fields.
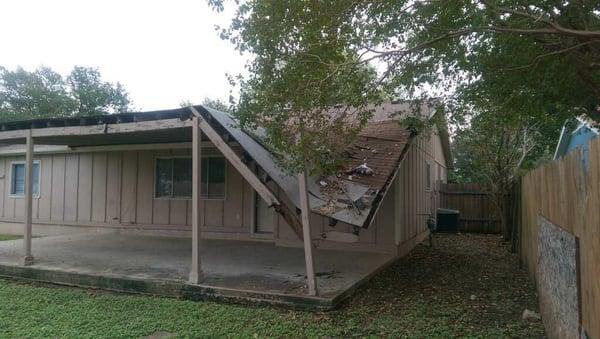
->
xmin=153 ymin=155 xmax=227 ymax=201
xmin=425 ymin=161 xmax=432 ymax=192
xmin=9 ymin=160 xmax=41 ymax=199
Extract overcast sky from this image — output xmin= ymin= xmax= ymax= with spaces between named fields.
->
xmin=1 ymin=0 xmax=245 ymax=111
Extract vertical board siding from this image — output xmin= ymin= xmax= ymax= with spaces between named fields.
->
xmin=3 ymin=157 xmax=15 ymax=219
xmin=0 ymin=148 xmax=260 ymax=233
xmin=38 ymin=155 xmax=52 ymax=220
xmin=520 ymin=139 xmax=600 ymax=338
xmin=77 ymin=154 xmax=93 ymax=222
xmin=120 ymin=151 xmax=137 ymax=224
xmin=395 ymin=131 xmax=447 ymax=245
xmin=0 ymin=158 xmax=5 ymax=218
xmin=136 ymin=151 xmax=154 ymax=224
xmin=223 ymin=164 xmax=244 ymax=228
xmin=50 ymin=154 xmax=66 ymax=221
xmin=63 ymin=154 xmax=79 ymax=221
xmin=0 ymin=128 xmax=450 ymax=255
xmin=91 ymin=152 xmax=107 ymax=223
xmin=105 ymin=152 xmax=122 ymax=223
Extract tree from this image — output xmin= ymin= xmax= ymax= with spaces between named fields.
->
xmin=0 ymin=66 xmax=76 ymax=121
xmin=0 ymin=65 xmax=131 ymax=122
xmin=67 ymin=66 xmax=130 ymax=115
xmin=210 ymin=0 xmax=599 ymax=172
xmin=201 ymin=97 xmax=233 ymax=113
xmin=452 ymin=111 xmax=543 ymax=245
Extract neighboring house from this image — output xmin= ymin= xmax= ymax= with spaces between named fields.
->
xmin=554 ymin=116 xmax=599 ymax=161
xmin=0 ymin=101 xmax=452 ymax=304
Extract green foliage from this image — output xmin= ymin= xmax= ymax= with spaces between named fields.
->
xmin=201 ymin=97 xmax=233 ymax=113
xmin=211 ymin=0 xmax=600 ymax=174
xmin=0 ymin=66 xmax=131 ymax=122
xmin=67 ymin=66 xmax=130 ymax=116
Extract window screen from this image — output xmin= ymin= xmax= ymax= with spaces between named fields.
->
xmin=202 ymin=157 xmax=226 ymax=199
xmin=155 ymin=157 xmax=226 ymax=199
xmin=11 ymin=162 xmax=40 ymax=197
xmin=155 ymin=158 xmax=173 ymax=198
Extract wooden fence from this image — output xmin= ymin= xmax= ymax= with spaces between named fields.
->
xmin=439 ymin=183 xmax=502 ymax=233
xmin=520 ymin=140 xmax=600 ymax=338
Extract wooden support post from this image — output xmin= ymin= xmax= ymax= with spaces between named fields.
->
xmin=189 ymin=116 xmax=204 ymax=284
xmin=298 ymin=170 xmax=317 ymax=296
xmin=21 ymin=130 xmax=34 ymax=266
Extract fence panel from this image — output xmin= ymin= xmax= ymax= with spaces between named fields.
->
xmin=439 ymin=183 xmax=501 ymax=234
xmin=520 ymin=140 xmax=600 ymax=338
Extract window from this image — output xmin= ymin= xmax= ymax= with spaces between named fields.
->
xmin=155 ymin=157 xmax=226 ymax=199
xmin=425 ymin=162 xmax=432 ymax=191
xmin=10 ymin=161 xmax=41 ymax=197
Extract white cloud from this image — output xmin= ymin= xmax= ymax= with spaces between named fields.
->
xmin=0 ymin=0 xmax=246 ymax=110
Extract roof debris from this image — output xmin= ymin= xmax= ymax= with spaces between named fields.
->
xmin=347 ymin=162 xmax=375 ymax=176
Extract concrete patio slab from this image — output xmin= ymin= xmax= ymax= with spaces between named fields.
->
xmin=0 ymin=233 xmax=395 ymax=309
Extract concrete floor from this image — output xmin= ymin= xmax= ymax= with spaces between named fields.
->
xmin=0 ymin=233 xmax=393 ymax=305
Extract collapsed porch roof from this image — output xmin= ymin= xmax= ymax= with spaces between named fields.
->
xmin=0 ymin=105 xmax=413 ymax=229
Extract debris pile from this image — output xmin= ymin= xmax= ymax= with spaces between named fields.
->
xmin=346 ymin=162 xmax=374 ymax=176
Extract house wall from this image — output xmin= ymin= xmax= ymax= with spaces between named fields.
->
xmin=0 ymin=125 xmax=448 ymax=255
xmin=275 ymin=129 xmax=449 ymax=255
xmin=0 ymin=145 xmax=397 ymax=253
xmin=0 ymin=147 xmax=255 ymax=238
xmin=394 ymin=130 xmax=448 ymax=249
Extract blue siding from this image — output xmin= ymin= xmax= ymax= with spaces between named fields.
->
xmin=565 ymin=126 xmax=598 ymax=169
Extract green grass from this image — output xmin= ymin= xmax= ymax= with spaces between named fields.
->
xmin=0 ymin=234 xmax=544 ymax=338
xmin=0 ymin=234 xmax=21 ymax=241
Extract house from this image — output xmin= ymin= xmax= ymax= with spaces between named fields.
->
xmin=0 ymin=101 xmax=452 ymax=308
xmin=554 ymin=116 xmax=599 ymax=161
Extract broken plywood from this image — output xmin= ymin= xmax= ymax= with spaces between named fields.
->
xmin=537 ymin=216 xmax=581 ymax=339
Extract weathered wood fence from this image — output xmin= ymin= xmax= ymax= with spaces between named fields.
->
xmin=438 ymin=183 xmax=502 ymax=233
xmin=520 ymin=140 xmax=600 ymax=338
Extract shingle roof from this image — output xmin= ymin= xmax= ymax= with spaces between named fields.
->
xmin=346 ymin=120 xmax=413 ymax=189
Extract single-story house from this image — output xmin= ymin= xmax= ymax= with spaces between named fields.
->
xmin=0 ymin=101 xmax=452 ymax=307
xmin=554 ymin=116 xmax=599 ymax=164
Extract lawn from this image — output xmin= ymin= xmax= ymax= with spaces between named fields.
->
xmin=0 ymin=234 xmax=544 ymax=338
xmin=0 ymin=234 xmax=21 ymax=241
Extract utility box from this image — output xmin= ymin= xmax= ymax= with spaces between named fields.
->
xmin=436 ymin=208 xmax=460 ymax=233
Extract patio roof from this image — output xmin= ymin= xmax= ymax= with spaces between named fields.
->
xmin=195 ymin=106 xmax=414 ymax=229
xmin=0 ymin=104 xmax=414 ymax=229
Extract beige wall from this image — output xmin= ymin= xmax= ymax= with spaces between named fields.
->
xmin=0 ymin=146 xmax=396 ymax=252
xmin=0 ymin=129 xmax=448 ymax=255
xmin=394 ymin=130 xmax=448 ymax=247
xmin=0 ymin=148 xmax=254 ymax=236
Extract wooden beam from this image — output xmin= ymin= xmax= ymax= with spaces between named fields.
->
xmin=189 ymin=116 xmax=204 ymax=284
xmin=0 ymin=119 xmax=193 ymax=144
xmin=189 ymin=107 xmax=278 ymax=207
xmin=0 ymin=142 xmax=239 ymax=156
xmin=298 ymin=170 xmax=317 ymax=296
xmin=32 ymin=119 xmax=192 ymax=138
xmin=21 ymin=130 xmax=34 ymax=266
xmin=189 ymin=107 xmax=305 ymax=239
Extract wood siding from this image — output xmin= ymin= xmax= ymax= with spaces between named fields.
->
xmin=0 ymin=149 xmax=253 ymax=234
xmin=0 ymin=128 xmax=448 ymax=254
xmin=395 ymin=131 xmax=447 ymax=246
